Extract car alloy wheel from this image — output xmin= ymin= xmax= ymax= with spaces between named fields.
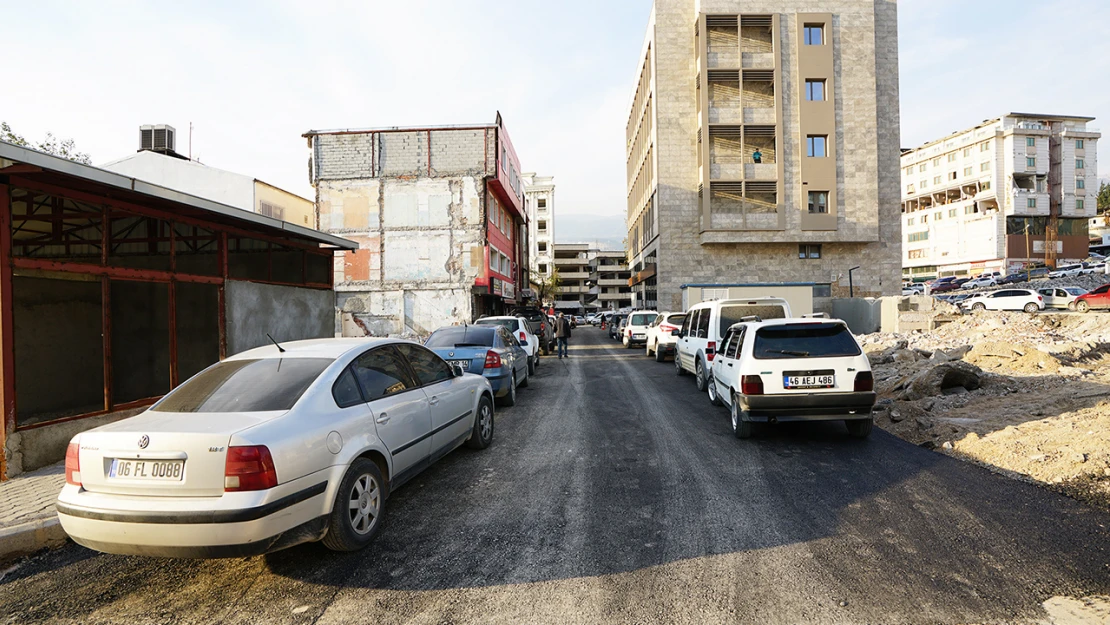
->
xmin=1024 ymin=302 xmax=1039 ymax=314
xmin=972 ymin=303 xmax=986 ymax=312
xmin=675 ymin=353 xmax=686 ymax=376
xmin=730 ymin=395 xmax=752 ymax=439
xmin=1078 ymin=301 xmax=1090 ymax=313
xmin=708 ymin=376 xmax=721 ymax=406
xmin=695 ymin=359 xmax=706 ymax=391
xmin=467 ymin=396 xmax=494 ymax=449
xmin=348 ymin=472 xmax=381 ymax=535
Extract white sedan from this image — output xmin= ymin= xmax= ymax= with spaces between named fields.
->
xmin=57 ymin=338 xmax=496 ymax=558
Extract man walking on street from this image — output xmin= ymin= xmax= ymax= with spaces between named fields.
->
xmin=555 ymin=312 xmax=572 ymax=359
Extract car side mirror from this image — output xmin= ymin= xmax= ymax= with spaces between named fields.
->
xmin=450 ymin=362 xmax=467 ymax=377
xmin=675 ymin=330 xmax=684 ymax=339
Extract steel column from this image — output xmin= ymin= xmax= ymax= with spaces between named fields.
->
xmin=0 ymin=184 xmax=12 ymax=479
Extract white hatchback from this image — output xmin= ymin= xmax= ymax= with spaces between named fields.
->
xmin=708 ymin=318 xmax=876 ymax=439
xmin=622 ymin=310 xmax=659 ymax=348
xmin=57 ymin=338 xmax=495 ymax=558
xmin=961 ymin=288 xmax=1044 ymax=313
xmin=645 ymin=312 xmax=688 ymax=362
xmin=475 ymin=316 xmax=541 ymax=373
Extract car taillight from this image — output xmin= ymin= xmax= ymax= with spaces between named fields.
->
xmin=854 ymin=371 xmax=875 ymax=392
xmin=519 ymin=331 xmax=527 ymax=342
xmin=1037 ymin=295 xmax=1043 ymax=301
xmin=741 ymin=375 xmax=763 ymax=395
xmin=484 ymin=350 xmax=502 ymax=369
xmin=65 ymin=442 xmax=82 ymax=486
xmin=706 ymin=341 xmax=716 ymax=362
xmin=660 ymin=324 xmax=677 ymax=333
xmin=224 ymin=445 xmax=278 ymax=492
xmin=540 ymin=322 xmax=545 ymax=332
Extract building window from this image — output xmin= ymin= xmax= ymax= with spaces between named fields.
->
xmin=1027 ymin=198 xmax=1037 ymax=209
xmin=948 ymin=208 xmax=957 ymax=218
xmin=948 ymin=172 xmax=957 ymax=181
xmin=1077 ymin=199 xmax=1085 ymax=210
xmin=965 ymin=206 xmax=977 ymax=215
xmin=921 ymin=214 xmax=929 ymax=223
xmin=807 ymin=191 xmax=828 ymax=213
xmin=805 ymin=80 xmax=826 ymax=101
xmin=947 ymin=153 xmax=957 ymax=163
xmin=907 ymin=232 xmax=929 ymax=242
xmin=933 ymin=176 xmax=941 ymax=185
xmin=1078 ymin=178 xmax=1086 ymax=189
xmin=906 ymin=217 xmax=915 ymax=226
xmin=1077 ymin=159 xmax=1085 ymax=169
xmin=908 ymin=249 xmax=927 ymax=259
xmin=981 ymin=141 xmax=991 ymax=152
xmin=813 ymin=283 xmax=831 ymax=297
xmin=932 ymin=158 xmax=941 ymax=167
xmin=537 ymin=198 xmax=546 ymax=208
xmin=1027 ymin=157 xmax=1036 ymax=168
xmin=918 ymin=164 xmax=927 ymax=173
xmin=803 ymin=24 xmax=824 ymax=45
xmin=920 ymin=180 xmax=928 ymax=189
xmin=489 ymin=248 xmax=499 ymax=272
xmin=806 ymin=135 xmax=827 ymax=158
xmin=538 ymin=220 xmax=547 ymax=232
xmin=935 ymin=212 xmax=943 ymax=221
xmin=981 ymin=180 xmax=991 ymax=191
xmin=538 ymin=263 xmax=548 ymax=273
xmin=963 ymin=147 xmax=972 ymax=157
xmin=963 ymin=166 xmax=973 ymax=176
xmin=1076 ymin=139 xmax=1085 ymax=149
xmin=798 ymin=244 xmax=822 ymax=259
xmin=980 ymin=162 xmax=990 ymax=172
xmin=1026 ymin=137 xmax=1036 ymax=147
xmin=538 ymin=241 xmax=547 ymax=252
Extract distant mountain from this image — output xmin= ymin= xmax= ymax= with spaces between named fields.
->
xmin=555 ymin=213 xmax=626 ymax=251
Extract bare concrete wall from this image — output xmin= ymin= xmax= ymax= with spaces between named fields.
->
xmin=225 ymin=280 xmax=333 ymax=356
xmin=6 ymin=406 xmax=145 ymax=476
xmin=832 ymin=297 xmax=883 ymax=334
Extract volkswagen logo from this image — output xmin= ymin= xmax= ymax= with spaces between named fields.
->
xmin=138 ymin=435 xmax=150 ymax=449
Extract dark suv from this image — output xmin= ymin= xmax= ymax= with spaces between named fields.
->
xmin=511 ymin=306 xmax=554 ymax=355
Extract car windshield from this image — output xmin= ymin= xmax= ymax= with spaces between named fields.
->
xmin=753 ymin=323 xmax=861 ymax=359
xmin=476 ymin=318 xmax=518 ymax=331
xmin=425 ymin=326 xmax=496 ymax=348
xmin=153 ymin=358 xmax=333 ymax=413
xmin=630 ymin=313 xmax=655 ymax=325
xmin=1065 ymin=288 xmax=1088 ymax=295
xmin=719 ymin=304 xmax=787 ymax=336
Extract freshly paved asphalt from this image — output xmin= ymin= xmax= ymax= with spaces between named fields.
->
xmin=2 ymin=328 xmax=1109 ymax=624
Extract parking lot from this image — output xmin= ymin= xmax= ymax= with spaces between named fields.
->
xmin=2 ymin=328 xmax=1109 ymax=624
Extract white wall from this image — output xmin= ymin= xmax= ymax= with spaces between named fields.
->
xmin=101 ymin=151 xmax=255 ymax=211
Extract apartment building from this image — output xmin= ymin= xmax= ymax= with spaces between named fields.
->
xmin=522 ymin=173 xmax=555 ymax=279
xmin=551 ymin=244 xmax=633 ymax=313
xmin=553 ymin=243 xmax=591 ymax=314
xmin=625 ymin=0 xmax=901 ymax=312
xmin=592 ymin=250 xmax=634 ymax=311
xmin=901 ymin=113 xmax=1101 ymax=281
xmin=305 ymin=115 xmax=527 ymax=335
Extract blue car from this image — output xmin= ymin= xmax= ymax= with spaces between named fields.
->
xmin=425 ymin=325 xmax=529 ymax=407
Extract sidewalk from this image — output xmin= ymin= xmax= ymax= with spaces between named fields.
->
xmin=0 ymin=462 xmax=68 ymax=562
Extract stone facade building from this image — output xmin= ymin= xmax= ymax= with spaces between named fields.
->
xmin=305 ymin=115 xmax=527 ymax=336
xmin=625 ymin=0 xmax=901 ymax=312
xmin=900 ymin=113 xmax=1101 ymax=281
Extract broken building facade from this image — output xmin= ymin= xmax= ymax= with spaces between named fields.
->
xmin=307 ymin=116 xmax=527 ymax=336
xmin=0 ymin=141 xmax=354 ymax=479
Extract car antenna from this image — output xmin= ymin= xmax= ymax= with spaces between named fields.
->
xmin=266 ymin=333 xmax=286 ymax=353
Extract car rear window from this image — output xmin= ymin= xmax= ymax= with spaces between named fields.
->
xmin=753 ymin=324 xmax=861 ymax=359
xmin=719 ymin=304 xmax=787 ymax=336
xmin=511 ymin=308 xmax=545 ymax=322
xmin=153 ymin=358 xmax=333 ymax=413
xmin=425 ymin=327 xmax=496 ymax=348
xmin=667 ymin=313 xmax=687 ymax=325
xmin=630 ymin=313 xmax=655 ymax=325
xmin=476 ymin=318 xmax=519 ymax=332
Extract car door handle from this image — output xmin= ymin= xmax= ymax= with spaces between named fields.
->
xmin=376 ymin=413 xmax=390 ymax=424
xmin=428 ymin=396 xmax=440 ymax=406
xmin=727 ymin=363 xmax=733 ymax=367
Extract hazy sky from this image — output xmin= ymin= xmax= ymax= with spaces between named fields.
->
xmin=2 ymin=0 xmax=1108 ymax=238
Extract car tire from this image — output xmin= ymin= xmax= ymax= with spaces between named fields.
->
xmin=1077 ymin=301 xmax=1091 ymax=313
xmin=519 ymin=368 xmax=530 ymax=388
xmin=846 ymin=418 xmax=873 ymax=439
xmin=322 ymin=458 xmax=384 ymax=552
xmin=675 ymin=353 xmax=687 ymax=376
xmin=465 ymin=396 xmax=494 ymax=449
xmin=695 ymin=358 xmax=707 ymax=391
xmin=731 ymin=395 xmax=752 ymax=439
xmin=971 ymin=302 xmax=986 ymax=312
xmin=528 ymin=355 xmax=536 ymax=376
xmin=1024 ymin=302 xmax=1039 ymax=314
xmin=1069 ymin=302 xmax=1077 ymax=311
xmin=646 ymin=342 xmax=654 ymax=358
xmin=708 ymin=377 xmax=722 ymax=406
xmin=499 ymin=374 xmax=517 ymax=407
xmin=655 ymin=346 xmax=666 ymax=363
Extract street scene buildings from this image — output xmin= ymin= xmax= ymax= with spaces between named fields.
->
xmin=626 ymin=0 xmax=902 ymax=312
xmin=900 ymin=113 xmax=1101 ymax=281
xmin=553 ymin=243 xmax=633 ymax=313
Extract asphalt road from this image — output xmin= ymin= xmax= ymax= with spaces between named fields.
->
xmin=3 ymin=328 xmax=1110 ymax=624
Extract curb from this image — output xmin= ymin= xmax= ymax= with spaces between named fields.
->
xmin=0 ymin=515 xmax=69 ymax=562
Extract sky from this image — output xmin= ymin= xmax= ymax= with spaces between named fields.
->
xmin=2 ymin=0 xmax=1109 ymax=242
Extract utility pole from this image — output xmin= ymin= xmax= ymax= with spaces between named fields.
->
xmin=189 ymin=122 xmax=193 ymax=161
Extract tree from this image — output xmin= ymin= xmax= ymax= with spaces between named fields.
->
xmin=1097 ymin=181 xmax=1110 ymax=214
xmin=530 ymin=267 xmax=561 ymax=307
xmin=1 ymin=121 xmax=91 ymax=164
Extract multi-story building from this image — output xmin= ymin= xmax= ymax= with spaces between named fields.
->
xmin=522 ymin=173 xmax=555 ymax=280
xmin=625 ymin=0 xmax=901 ymax=312
xmin=900 ymin=113 xmax=1101 ymax=280
xmin=305 ymin=115 xmax=527 ymax=335
xmin=103 ymin=125 xmax=315 ymax=228
xmin=592 ymin=250 xmax=634 ymax=311
xmin=553 ymin=243 xmax=591 ymax=314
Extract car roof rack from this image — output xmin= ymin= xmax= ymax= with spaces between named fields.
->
xmin=801 ymin=312 xmax=830 ymax=319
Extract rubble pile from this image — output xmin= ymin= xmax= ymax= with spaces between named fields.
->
xmin=859 ymin=312 xmax=1110 ymax=510
xmin=1000 ymin=273 xmax=1110 ymax=292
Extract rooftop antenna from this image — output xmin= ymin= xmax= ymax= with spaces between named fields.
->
xmin=189 ymin=122 xmax=193 ymax=160
xmin=266 ymin=333 xmax=286 ymax=353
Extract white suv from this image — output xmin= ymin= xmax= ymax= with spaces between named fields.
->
xmin=960 ymin=289 xmax=1044 ymax=313
xmin=645 ymin=312 xmax=688 ymax=362
xmin=708 ymin=318 xmax=876 ymax=439
xmin=675 ymin=297 xmax=793 ymax=392
xmin=622 ymin=310 xmax=659 ymax=349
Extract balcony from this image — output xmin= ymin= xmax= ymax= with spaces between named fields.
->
xmin=560 ymin=271 xmax=590 ymax=280
xmin=599 ymin=292 xmax=632 ymax=301
xmin=554 ymin=257 xmax=587 ymax=265
xmin=560 ymin=285 xmax=591 ymax=294
xmin=741 ymin=52 xmax=774 ymax=69
xmin=743 ymin=108 xmax=776 ymax=125
xmin=743 ymin=163 xmax=777 ymax=180
xmin=597 ymin=278 xmax=627 ymax=287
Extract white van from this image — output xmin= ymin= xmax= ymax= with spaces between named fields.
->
xmin=675 ymin=297 xmax=792 ymax=392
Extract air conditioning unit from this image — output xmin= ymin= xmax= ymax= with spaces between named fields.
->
xmin=140 ymin=124 xmax=176 ymax=153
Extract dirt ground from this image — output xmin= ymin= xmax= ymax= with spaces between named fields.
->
xmin=861 ymin=311 xmax=1110 ymax=510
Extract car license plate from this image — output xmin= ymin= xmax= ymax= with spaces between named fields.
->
xmin=109 ymin=459 xmax=184 ymax=481
xmin=784 ymin=374 xmax=835 ymax=389
xmin=634 ymin=333 xmax=645 ymax=339
xmin=449 ymin=360 xmax=471 ymax=369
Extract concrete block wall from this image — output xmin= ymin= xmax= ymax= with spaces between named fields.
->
xmin=646 ymin=0 xmax=901 ymax=313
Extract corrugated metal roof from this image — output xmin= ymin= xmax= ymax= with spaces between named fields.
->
xmin=0 ymin=141 xmax=357 ymax=250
